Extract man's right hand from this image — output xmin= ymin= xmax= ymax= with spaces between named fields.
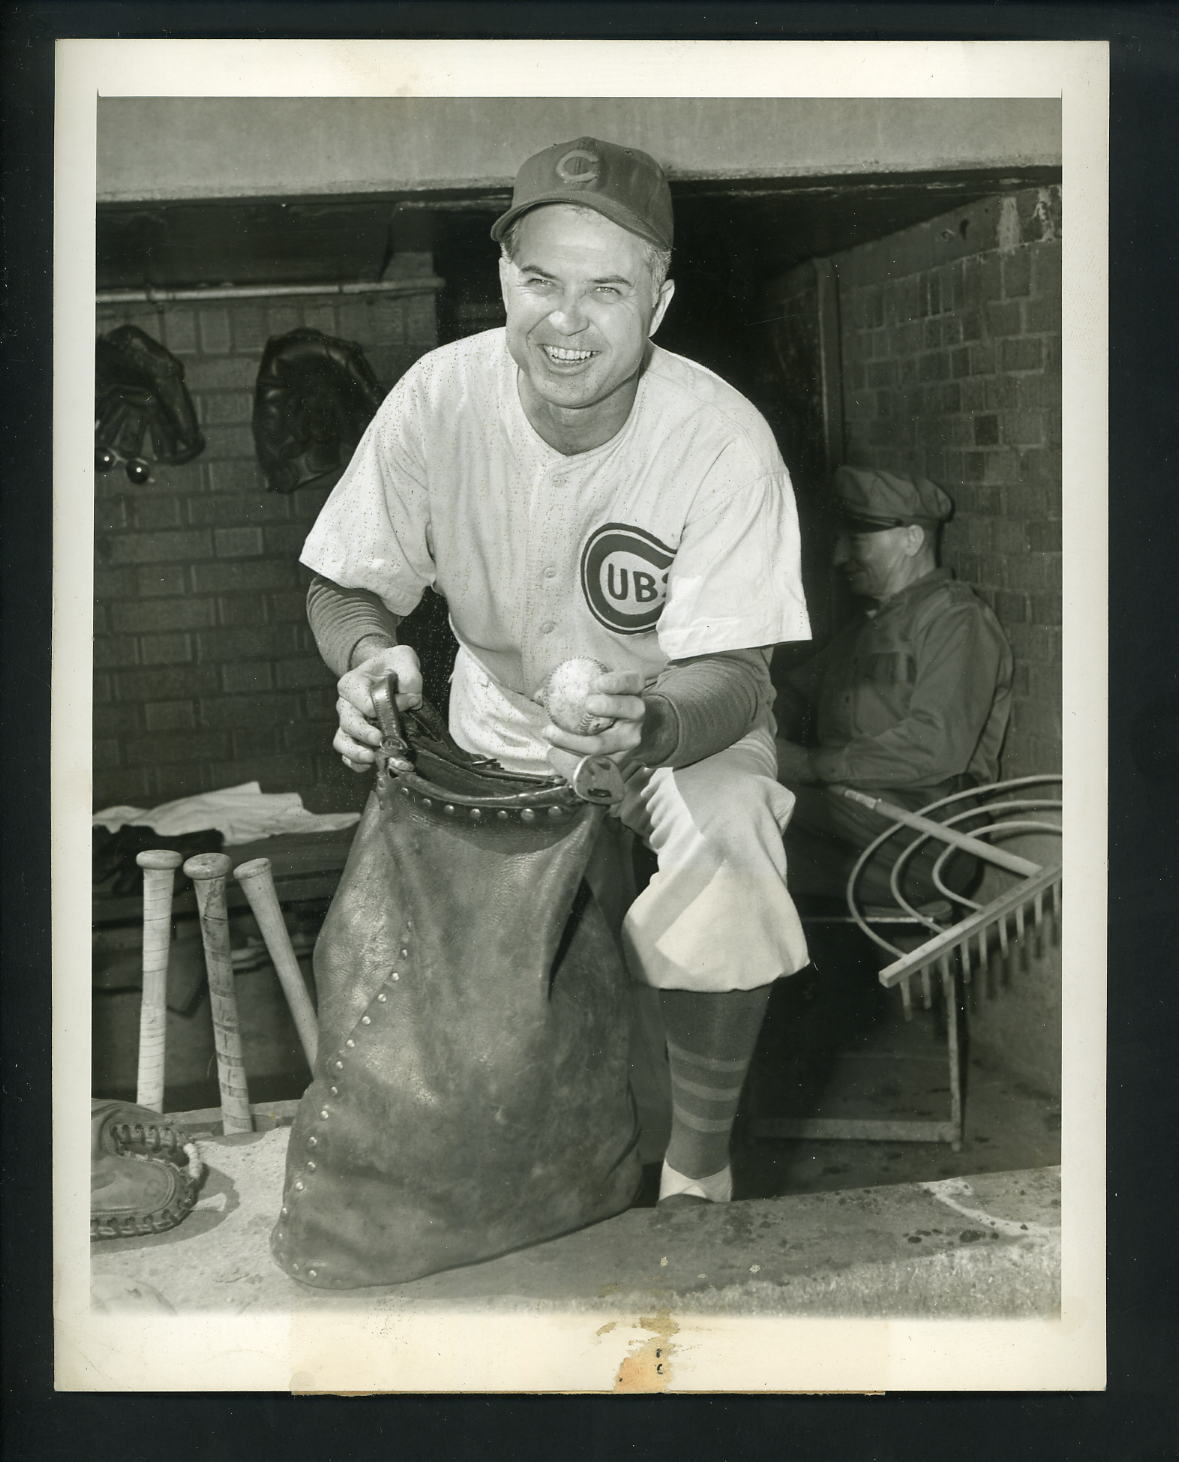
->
xmin=333 ymin=644 xmax=423 ymax=773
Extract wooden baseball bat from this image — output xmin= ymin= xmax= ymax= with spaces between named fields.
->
xmin=184 ymin=852 xmax=253 ymax=1134
xmin=232 ymin=857 xmax=319 ymax=1069
xmin=135 ymin=849 xmax=183 ymax=1113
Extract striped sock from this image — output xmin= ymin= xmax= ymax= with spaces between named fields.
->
xmin=659 ymin=985 xmax=772 ymax=1186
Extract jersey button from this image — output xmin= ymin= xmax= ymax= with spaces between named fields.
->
xmin=539 ymin=620 xmax=555 ymax=634
xmin=543 ymin=566 xmax=557 ymax=579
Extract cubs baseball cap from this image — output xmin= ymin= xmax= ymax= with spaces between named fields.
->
xmin=490 ymin=136 xmax=674 ymax=251
xmin=833 ymin=465 xmax=954 ymax=533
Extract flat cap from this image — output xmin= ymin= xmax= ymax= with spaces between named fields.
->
xmin=833 ymin=466 xmax=954 ymax=533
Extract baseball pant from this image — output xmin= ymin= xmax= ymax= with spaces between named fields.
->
xmin=602 ymin=726 xmax=810 ymax=992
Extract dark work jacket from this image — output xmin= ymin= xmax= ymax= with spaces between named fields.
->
xmin=783 ymin=569 xmax=1013 ymax=797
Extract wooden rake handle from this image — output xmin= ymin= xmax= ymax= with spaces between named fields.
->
xmin=834 ymin=786 xmax=1042 ymax=878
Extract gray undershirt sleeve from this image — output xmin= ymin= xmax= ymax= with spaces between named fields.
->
xmin=306 ymin=574 xmax=401 ymax=677
xmin=308 ymin=573 xmax=766 ymax=768
xmin=636 ymin=648 xmax=769 ymax=769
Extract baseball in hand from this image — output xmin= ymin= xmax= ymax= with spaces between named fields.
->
xmin=539 ymin=657 xmax=616 ymax=736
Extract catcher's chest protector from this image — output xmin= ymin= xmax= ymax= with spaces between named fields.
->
xmin=272 ymin=706 xmax=641 ymax=1289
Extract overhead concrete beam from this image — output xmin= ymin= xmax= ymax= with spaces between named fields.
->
xmin=97 ymin=97 xmax=1061 ymax=204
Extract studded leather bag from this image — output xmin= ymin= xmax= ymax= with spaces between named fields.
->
xmin=271 ymin=693 xmax=641 ymax=1289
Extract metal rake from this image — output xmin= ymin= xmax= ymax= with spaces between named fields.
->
xmin=751 ymin=775 xmax=1062 ymax=1152
xmin=835 ymin=774 xmax=1063 ymax=1019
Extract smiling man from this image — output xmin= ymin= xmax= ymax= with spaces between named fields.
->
xmin=775 ymin=465 xmax=1014 ymax=905
xmin=299 ymin=136 xmax=812 ymax=1208
xmin=496 ymin=199 xmax=674 ymax=451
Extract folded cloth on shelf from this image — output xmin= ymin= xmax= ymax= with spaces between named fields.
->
xmin=93 ymin=782 xmax=362 ymax=847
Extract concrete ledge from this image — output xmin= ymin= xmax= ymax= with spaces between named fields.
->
xmin=92 ymin=1125 xmax=1059 ymax=1319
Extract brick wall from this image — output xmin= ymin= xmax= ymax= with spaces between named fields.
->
xmin=832 ymin=187 xmax=1064 ymax=1095
xmin=834 ymin=185 xmax=1063 ymax=780
xmin=93 ymin=270 xmax=441 ymax=811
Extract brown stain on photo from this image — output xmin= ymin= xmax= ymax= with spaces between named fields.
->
xmin=613 ymin=1309 xmax=679 ymax=1393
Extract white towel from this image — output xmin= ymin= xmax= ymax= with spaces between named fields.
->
xmin=93 ymin=782 xmax=360 ymax=847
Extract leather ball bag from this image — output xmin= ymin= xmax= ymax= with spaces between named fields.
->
xmin=272 ymin=691 xmax=641 ymax=1289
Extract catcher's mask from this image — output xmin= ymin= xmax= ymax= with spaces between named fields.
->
xmin=94 ymin=325 xmax=205 ymax=483
xmin=252 ymin=327 xmax=385 ymax=495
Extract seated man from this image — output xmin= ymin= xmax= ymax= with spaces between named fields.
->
xmin=775 ymin=466 xmax=1013 ymax=907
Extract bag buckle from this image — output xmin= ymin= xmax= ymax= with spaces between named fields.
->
xmin=371 ymin=676 xmax=413 ymax=785
xmin=570 ymin=755 xmax=624 ymax=806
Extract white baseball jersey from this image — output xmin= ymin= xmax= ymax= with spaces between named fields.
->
xmin=301 ymin=327 xmax=810 ymax=773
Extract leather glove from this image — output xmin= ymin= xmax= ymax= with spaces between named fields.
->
xmin=90 ymin=1099 xmax=204 ymax=1241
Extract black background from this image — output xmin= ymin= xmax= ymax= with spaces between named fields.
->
xmin=3 ymin=4 xmax=1176 ymax=1457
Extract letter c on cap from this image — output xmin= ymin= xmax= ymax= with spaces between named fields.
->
xmin=556 ymin=148 xmax=601 ymax=185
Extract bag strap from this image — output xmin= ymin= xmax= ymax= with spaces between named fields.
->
xmin=370 ymin=675 xmax=622 ymax=808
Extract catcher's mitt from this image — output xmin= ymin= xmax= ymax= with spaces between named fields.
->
xmin=252 ymin=327 xmax=385 ymax=495
xmin=90 ymin=1100 xmax=204 ymax=1241
xmin=94 ymin=325 xmax=204 ymax=467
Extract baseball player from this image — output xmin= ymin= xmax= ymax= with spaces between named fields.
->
xmin=301 ymin=136 xmax=812 ymax=1204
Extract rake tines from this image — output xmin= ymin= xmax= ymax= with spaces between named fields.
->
xmin=832 ymin=775 xmax=1063 ymax=1010
xmin=878 ymin=863 xmax=1062 ymax=992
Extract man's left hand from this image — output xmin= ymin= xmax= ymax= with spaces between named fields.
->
xmin=542 ymin=669 xmax=645 ymax=776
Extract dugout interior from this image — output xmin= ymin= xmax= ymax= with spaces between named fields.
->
xmin=91 ymin=97 xmax=1063 ymax=1139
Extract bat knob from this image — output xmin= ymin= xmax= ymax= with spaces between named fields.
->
xmin=232 ymin=858 xmax=272 ymax=885
xmin=183 ymin=852 xmax=233 ymax=882
xmin=136 ymin=849 xmax=184 ymax=870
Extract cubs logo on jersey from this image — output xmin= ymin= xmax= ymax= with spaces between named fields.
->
xmin=580 ymin=523 xmax=675 ymax=635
